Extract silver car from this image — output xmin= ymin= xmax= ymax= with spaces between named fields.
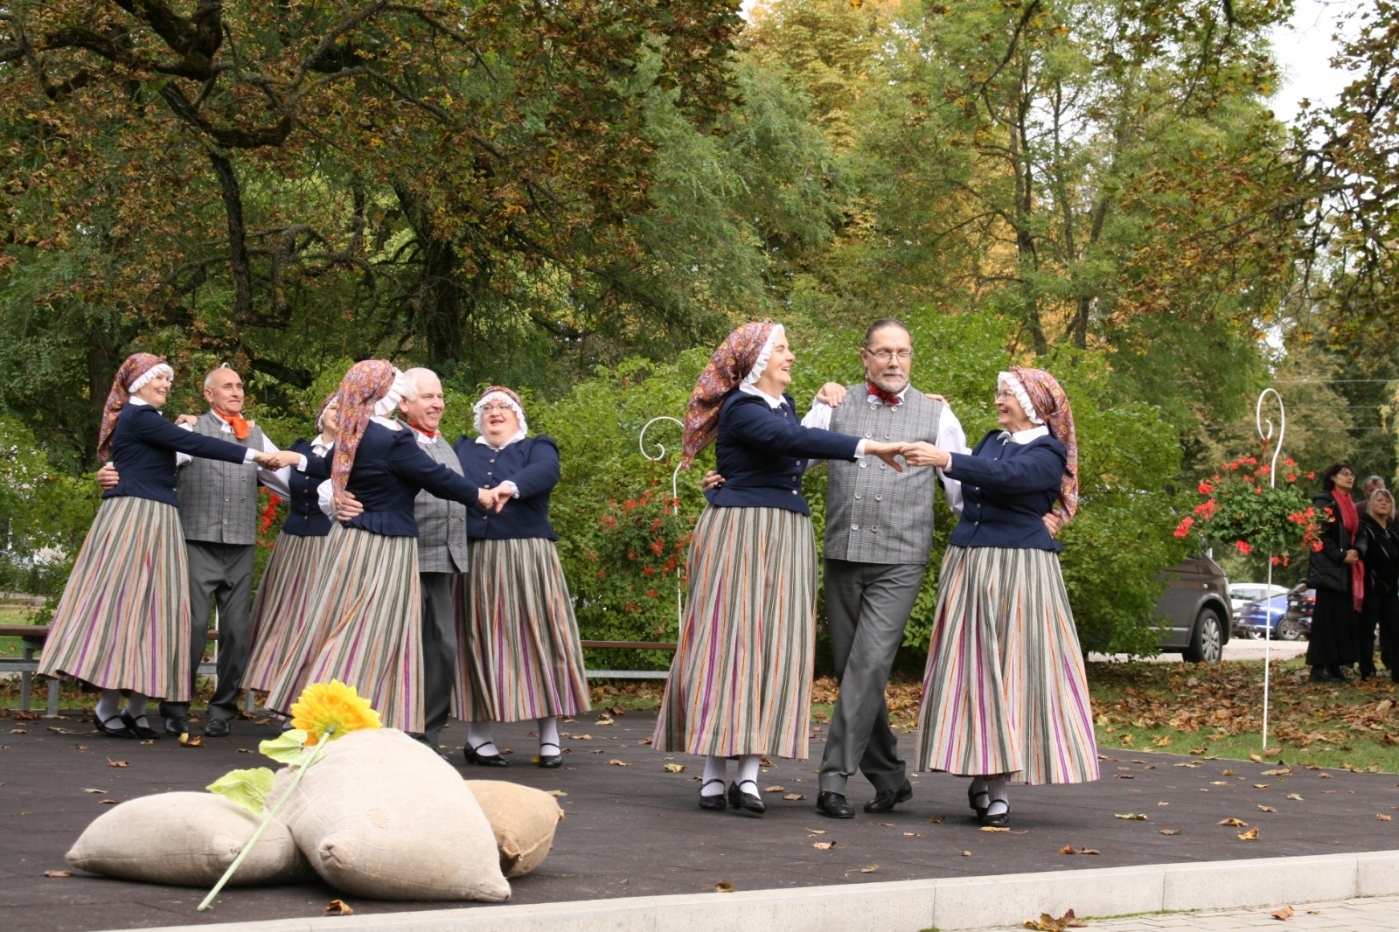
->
xmin=1155 ymin=555 xmax=1232 ymax=663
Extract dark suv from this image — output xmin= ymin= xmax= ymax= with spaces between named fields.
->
xmin=1154 ymin=554 xmax=1232 ymax=662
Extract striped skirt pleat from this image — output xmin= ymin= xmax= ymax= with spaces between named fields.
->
xmin=915 ymin=545 xmax=1099 ymax=785
xmin=452 ymin=538 xmax=591 ymax=722
xmin=652 ymin=506 xmax=817 ymax=760
xmin=38 ymin=496 xmax=191 ymax=701
xmin=290 ymin=525 xmax=424 ymax=732
xmin=243 ymin=532 xmax=331 ymax=696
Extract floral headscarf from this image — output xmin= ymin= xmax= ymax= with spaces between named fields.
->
xmin=1003 ymin=366 xmax=1079 ymax=521
xmin=331 ymin=360 xmax=403 ymax=499
xmin=472 ymin=386 xmax=528 ymax=442
xmin=681 ymin=320 xmax=777 ymax=467
xmin=97 ymin=353 xmax=174 ymax=461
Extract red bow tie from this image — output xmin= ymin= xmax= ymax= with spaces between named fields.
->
xmin=866 ymin=380 xmax=902 ymax=406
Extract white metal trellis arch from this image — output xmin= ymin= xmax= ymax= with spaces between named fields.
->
xmin=639 ymin=416 xmax=686 ymax=627
xmin=1256 ymin=388 xmax=1285 ymax=751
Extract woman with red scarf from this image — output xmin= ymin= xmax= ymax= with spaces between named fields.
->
xmin=1306 ymin=463 xmax=1369 ymax=682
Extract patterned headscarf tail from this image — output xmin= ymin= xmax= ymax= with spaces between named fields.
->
xmin=97 ymin=353 xmax=171 ymax=462
xmin=681 ymin=320 xmax=776 ymax=467
xmin=331 ymin=360 xmax=399 ymax=499
xmin=1010 ymin=366 xmax=1079 ymax=521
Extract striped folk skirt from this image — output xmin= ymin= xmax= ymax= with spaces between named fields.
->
xmin=291 ymin=525 xmax=424 ymax=732
xmin=452 ymin=538 xmax=591 ymax=722
xmin=915 ymin=545 xmax=1099 ymax=785
xmin=243 ymin=532 xmax=332 ymax=700
xmin=38 ymin=496 xmax=192 ymax=701
xmin=652 ymin=506 xmax=818 ymax=760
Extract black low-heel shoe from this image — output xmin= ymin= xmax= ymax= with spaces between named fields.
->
xmin=464 ymin=742 xmax=509 ymax=767
xmin=727 ymin=779 xmax=766 ymax=815
xmin=93 ymin=712 xmax=134 ymax=739
xmin=538 ymin=741 xmax=562 ymax=769
xmin=980 ymin=801 xmax=1010 ymax=828
xmin=967 ymin=782 xmax=990 ymax=818
xmin=120 ymin=711 xmax=161 ymax=740
xmin=699 ymin=778 xmax=728 ymax=810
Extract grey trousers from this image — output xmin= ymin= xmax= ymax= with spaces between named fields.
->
xmin=161 ymin=541 xmax=255 ymax=722
xmin=419 ymin=571 xmax=460 ymax=745
xmin=818 ymin=559 xmax=927 ymax=795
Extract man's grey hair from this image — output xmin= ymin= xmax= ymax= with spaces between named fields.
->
xmin=203 ymin=363 xmax=238 ymax=390
xmin=1364 ymin=475 xmax=1386 ymax=492
xmin=399 ymin=367 xmax=440 ymax=403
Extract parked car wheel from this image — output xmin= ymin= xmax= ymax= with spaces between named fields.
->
xmin=1183 ymin=608 xmax=1225 ymax=663
xmin=1278 ymin=619 xmax=1304 ymax=641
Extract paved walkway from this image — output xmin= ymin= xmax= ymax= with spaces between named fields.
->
xmin=967 ymin=893 xmax=1399 ymax=931
xmin=4 ymin=707 xmax=1399 ymax=931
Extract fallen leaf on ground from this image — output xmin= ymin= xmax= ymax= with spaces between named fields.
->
xmin=1271 ymin=904 xmax=1294 ymax=920
xmin=1262 ymin=768 xmax=1292 ymax=776
xmin=1318 ymin=772 xmax=1332 ymax=779
xmin=1114 ymin=813 xmax=1148 ymax=820
xmin=100 ymin=799 xmax=118 ymax=805
xmin=764 ymin=785 xmax=785 ymax=792
xmin=1258 ymin=805 xmax=1277 ymax=813
xmin=595 ymin=716 xmax=615 ymax=726
xmin=902 ymin=832 xmax=921 ymax=837
xmin=107 ymin=759 xmax=128 ymax=768
xmin=806 ymin=829 xmax=827 ymax=835
xmin=981 ymin=826 xmax=1011 ymax=833
xmin=573 ymin=734 xmax=593 ymax=740
xmin=608 ymin=759 xmax=628 ymax=767
xmin=1286 ymin=793 xmax=1304 ymax=801
xmin=179 ymin=734 xmax=202 ymax=748
xmin=714 ymin=881 xmax=734 ymax=893
xmin=853 ymin=864 xmax=878 ymax=874
xmin=43 ymin=870 xmax=72 ymax=878
xmin=9 ymin=728 xmax=28 ymax=735
xmin=1222 ymin=769 xmax=1235 ymax=776
xmin=1253 ymin=783 xmax=1269 ymax=789
xmin=1249 ymin=752 xmax=1263 ymax=762
xmin=1174 ymin=762 xmax=1200 ymax=768
xmin=927 ymin=815 xmax=944 ymax=823
xmin=545 ymin=789 xmax=567 ymax=797
xmin=1238 ymin=827 xmax=1260 ymax=841
xmin=1378 ymin=813 xmax=1393 ymax=821
xmin=1023 ymin=907 xmax=1088 ymax=930
xmin=1218 ymin=817 xmax=1248 ymax=826
xmin=1115 ymin=774 xmax=1135 ymax=779
xmin=83 ymin=788 xmax=107 ymax=794
xmin=640 ymin=737 xmax=653 ymax=745
xmin=760 ymin=756 xmax=773 ymax=766
xmin=783 ymin=793 xmax=805 ymax=801
xmin=1210 ymin=781 xmax=1230 ymax=786
xmin=47 ymin=726 xmax=83 ymax=735
xmin=813 ymin=841 xmax=836 ymax=850
xmin=324 ymin=899 xmax=353 ymax=916
xmin=663 ymin=763 xmax=685 ymax=773
xmin=1159 ymin=829 xmax=1180 ymax=835
xmin=962 ymin=850 xmax=972 ymax=856
xmin=1058 ymin=846 xmax=1099 ymax=854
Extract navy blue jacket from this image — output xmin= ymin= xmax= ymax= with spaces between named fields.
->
xmin=104 ymin=403 xmax=250 ymax=507
xmin=455 ymin=435 xmax=561 ymax=541
xmin=946 ymin=431 xmax=1067 ymax=553
xmin=342 ymin=422 xmax=481 ymax=537
xmin=280 ymin=439 xmax=333 ymax=537
xmin=704 ymin=391 xmax=861 ymax=516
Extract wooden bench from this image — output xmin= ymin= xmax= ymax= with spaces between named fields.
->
xmin=0 ymin=626 xmax=675 ymax=716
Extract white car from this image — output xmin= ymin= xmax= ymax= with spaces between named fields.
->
xmin=1228 ymin=583 xmax=1290 ymax=622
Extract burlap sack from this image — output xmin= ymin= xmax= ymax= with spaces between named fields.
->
xmin=272 ymin=728 xmax=509 ymax=901
xmin=66 ymin=791 xmax=310 ymax=887
xmin=465 ymin=780 xmax=564 ymax=878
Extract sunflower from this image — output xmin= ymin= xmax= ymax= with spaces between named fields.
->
xmin=289 ymin=680 xmax=381 ymax=745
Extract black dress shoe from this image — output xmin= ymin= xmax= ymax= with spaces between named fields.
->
xmin=967 ymin=781 xmax=990 ymax=818
xmin=816 ymin=791 xmax=855 ymax=819
xmin=120 ymin=711 xmax=160 ymax=740
xmin=538 ymin=742 xmax=563 ymax=768
xmin=464 ymin=742 xmax=509 ymax=767
xmin=727 ymin=780 xmax=766 ymax=815
xmin=980 ymin=800 xmax=1010 ymax=828
xmin=1309 ymin=667 xmax=1343 ymax=683
xmin=865 ymin=779 xmax=913 ymax=813
xmin=163 ymin=716 xmax=190 ymax=736
xmin=204 ymin=718 xmax=233 ymax=738
xmin=93 ymin=712 xmax=134 ymax=739
xmin=699 ymin=779 xmax=728 ymax=810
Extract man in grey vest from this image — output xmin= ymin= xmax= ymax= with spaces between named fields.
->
xmin=396 ymin=367 xmax=468 ymax=752
xmin=803 ymin=319 xmax=967 ymax=819
xmin=99 ymin=365 xmax=305 ymax=738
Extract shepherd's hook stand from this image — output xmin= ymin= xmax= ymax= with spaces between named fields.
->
xmin=639 ymin=416 xmax=685 ymax=629
xmin=1256 ymin=388 xmax=1285 ymax=751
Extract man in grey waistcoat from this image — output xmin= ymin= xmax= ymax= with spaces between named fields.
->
xmin=101 ymin=365 xmax=305 ymax=738
xmin=397 ymin=367 xmax=468 ymax=752
xmin=802 ymin=319 xmax=967 ymax=819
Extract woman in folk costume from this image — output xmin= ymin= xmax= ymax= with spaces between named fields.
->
xmin=243 ymin=393 xmax=337 ymax=715
xmin=451 ymin=386 xmax=591 ymax=769
xmin=39 ymin=354 xmax=292 ymax=739
xmin=652 ymin=321 xmax=908 ymax=814
xmin=903 ymin=367 xmax=1098 ymax=827
xmin=293 ymin=360 xmax=485 ymax=732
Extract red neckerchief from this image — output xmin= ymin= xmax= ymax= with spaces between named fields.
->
xmin=409 ymin=419 xmax=438 ymax=439
xmin=1332 ymin=490 xmax=1365 ymax=613
xmin=216 ymin=409 xmax=251 ymax=441
xmin=866 ymin=380 xmax=902 ymax=406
